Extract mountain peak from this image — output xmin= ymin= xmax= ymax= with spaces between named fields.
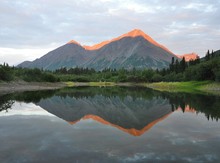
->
xmin=67 ymin=40 xmax=81 ymax=46
xmin=122 ymin=29 xmax=155 ymax=42
xmin=127 ymin=29 xmax=145 ymax=37
xmin=123 ymin=29 xmax=174 ymax=55
xmin=82 ymin=29 xmax=149 ymax=51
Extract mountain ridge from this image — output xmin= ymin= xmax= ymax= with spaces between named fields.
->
xmin=77 ymin=29 xmax=174 ymax=54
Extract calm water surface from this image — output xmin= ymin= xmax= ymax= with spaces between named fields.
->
xmin=0 ymin=87 xmax=220 ymax=163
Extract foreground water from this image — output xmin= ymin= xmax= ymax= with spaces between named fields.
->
xmin=0 ymin=87 xmax=220 ymax=163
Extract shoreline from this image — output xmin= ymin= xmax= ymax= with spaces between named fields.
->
xmin=143 ymin=81 xmax=220 ymax=95
xmin=0 ymin=81 xmax=66 ymax=95
xmin=0 ymin=81 xmax=135 ymax=95
xmin=0 ymin=81 xmax=220 ymax=96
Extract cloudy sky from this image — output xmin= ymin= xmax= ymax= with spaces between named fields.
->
xmin=0 ymin=0 xmax=220 ymax=65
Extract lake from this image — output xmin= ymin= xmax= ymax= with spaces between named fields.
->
xmin=0 ymin=86 xmax=220 ymax=163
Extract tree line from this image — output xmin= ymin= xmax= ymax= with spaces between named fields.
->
xmin=0 ymin=64 xmax=59 ymax=82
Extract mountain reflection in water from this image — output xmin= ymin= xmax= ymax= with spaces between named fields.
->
xmin=0 ymin=86 xmax=220 ymax=136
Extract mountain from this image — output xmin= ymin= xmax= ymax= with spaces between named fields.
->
xmin=176 ymin=53 xmax=199 ymax=61
xmin=18 ymin=29 xmax=178 ymax=70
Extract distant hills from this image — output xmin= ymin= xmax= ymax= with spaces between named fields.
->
xmin=18 ymin=29 xmax=197 ymax=70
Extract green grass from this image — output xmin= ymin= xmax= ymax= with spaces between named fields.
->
xmin=144 ymin=81 xmax=213 ymax=93
xmin=88 ymin=82 xmax=116 ymax=86
xmin=64 ymin=81 xmax=76 ymax=87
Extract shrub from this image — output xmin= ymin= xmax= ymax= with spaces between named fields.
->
xmin=152 ymin=74 xmax=162 ymax=82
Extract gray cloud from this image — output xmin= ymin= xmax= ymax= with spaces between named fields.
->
xmin=0 ymin=0 xmax=220 ymax=65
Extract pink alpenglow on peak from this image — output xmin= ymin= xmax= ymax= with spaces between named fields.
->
xmin=122 ymin=29 xmax=175 ymax=55
xmin=176 ymin=53 xmax=199 ymax=61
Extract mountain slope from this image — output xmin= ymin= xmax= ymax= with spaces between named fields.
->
xmin=84 ymin=36 xmax=176 ymax=69
xmin=18 ymin=43 xmax=93 ymax=70
xmin=18 ymin=29 xmax=178 ymax=70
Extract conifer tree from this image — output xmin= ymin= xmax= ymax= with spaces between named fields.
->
xmin=205 ymin=50 xmax=210 ymax=61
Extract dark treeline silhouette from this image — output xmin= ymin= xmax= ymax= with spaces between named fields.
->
xmin=0 ymin=64 xmax=59 ymax=82
xmin=55 ymin=67 xmax=96 ymax=75
xmin=0 ymin=63 xmax=13 ymax=81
